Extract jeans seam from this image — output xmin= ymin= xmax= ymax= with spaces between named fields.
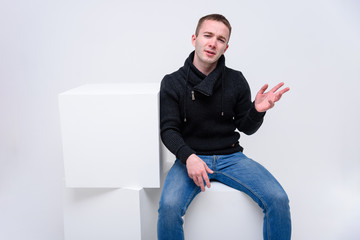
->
xmin=217 ymin=171 xmax=271 ymax=240
xmin=212 ymin=155 xmax=217 ymax=171
xmin=181 ymin=187 xmax=200 ymax=216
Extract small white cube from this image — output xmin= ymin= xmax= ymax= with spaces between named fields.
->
xmin=184 ymin=181 xmax=264 ymax=240
xmin=59 ymin=83 xmax=160 ymax=188
xmin=64 ymin=187 xmax=161 ymax=240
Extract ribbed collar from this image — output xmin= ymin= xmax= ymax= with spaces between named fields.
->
xmin=184 ymin=51 xmax=225 ymax=96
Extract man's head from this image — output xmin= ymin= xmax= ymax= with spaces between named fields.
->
xmin=192 ymin=14 xmax=231 ymax=74
xmin=195 ymin=14 xmax=232 ymax=40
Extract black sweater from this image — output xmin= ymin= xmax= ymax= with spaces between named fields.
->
xmin=160 ymin=51 xmax=265 ymax=164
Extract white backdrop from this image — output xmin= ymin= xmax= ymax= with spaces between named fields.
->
xmin=1 ymin=0 xmax=359 ymax=239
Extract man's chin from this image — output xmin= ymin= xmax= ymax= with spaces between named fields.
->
xmin=204 ymin=56 xmax=220 ymax=64
xmin=195 ymin=52 xmax=220 ymax=66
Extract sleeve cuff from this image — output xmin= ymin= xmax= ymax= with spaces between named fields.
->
xmin=249 ymin=102 xmax=266 ymax=122
xmin=177 ymin=145 xmax=196 ymax=164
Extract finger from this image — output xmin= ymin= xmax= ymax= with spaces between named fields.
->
xmin=198 ymin=176 xmax=205 ymax=192
xmin=202 ymin=172 xmax=211 ymax=189
xmin=270 ymin=82 xmax=285 ymax=93
xmin=274 ymin=87 xmax=290 ymax=102
xmin=190 ymin=175 xmax=198 ymax=186
xmin=268 ymin=99 xmax=275 ymax=108
xmin=205 ymin=164 xmax=214 ymax=174
xmin=258 ymin=84 xmax=268 ymax=94
xmin=279 ymin=87 xmax=290 ymax=95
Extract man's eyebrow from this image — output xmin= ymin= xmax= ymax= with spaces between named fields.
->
xmin=203 ymin=31 xmax=214 ymax=35
xmin=218 ymin=35 xmax=227 ymax=41
xmin=203 ymin=31 xmax=227 ymax=41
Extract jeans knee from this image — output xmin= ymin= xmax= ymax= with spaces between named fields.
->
xmin=269 ymin=190 xmax=290 ymax=209
xmin=158 ymin=197 xmax=183 ymax=217
xmin=158 ymin=199 xmax=184 ymax=230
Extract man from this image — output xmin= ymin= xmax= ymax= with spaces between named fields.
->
xmin=158 ymin=14 xmax=291 ymax=240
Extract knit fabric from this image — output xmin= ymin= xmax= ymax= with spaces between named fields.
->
xmin=160 ymin=51 xmax=265 ymax=164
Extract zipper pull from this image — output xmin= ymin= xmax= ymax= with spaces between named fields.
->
xmin=191 ymin=90 xmax=195 ymax=100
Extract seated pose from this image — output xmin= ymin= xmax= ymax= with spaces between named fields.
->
xmin=158 ymin=13 xmax=291 ymax=240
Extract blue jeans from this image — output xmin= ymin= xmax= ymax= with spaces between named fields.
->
xmin=157 ymin=152 xmax=291 ymax=240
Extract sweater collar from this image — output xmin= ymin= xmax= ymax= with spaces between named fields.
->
xmin=185 ymin=51 xmax=225 ymax=96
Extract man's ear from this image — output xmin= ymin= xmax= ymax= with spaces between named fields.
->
xmin=191 ymin=34 xmax=196 ymax=47
xmin=224 ymin=44 xmax=229 ymax=53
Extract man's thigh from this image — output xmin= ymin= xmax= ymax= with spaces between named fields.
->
xmin=159 ymin=159 xmax=201 ymax=215
xmin=213 ymin=152 xmax=288 ymax=207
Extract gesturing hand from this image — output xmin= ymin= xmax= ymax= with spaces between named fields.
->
xmin=186 ymin=154 xmax=214 ymax=192
xmin=255 ymin=82 xmax=290 ymax=112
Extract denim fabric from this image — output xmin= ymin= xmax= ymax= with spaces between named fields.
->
xmin=157 ymin=152 xmax=291 ymax=240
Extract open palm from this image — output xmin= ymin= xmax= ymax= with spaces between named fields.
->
xmin=255 ymin=82 xmax=290 ymax=112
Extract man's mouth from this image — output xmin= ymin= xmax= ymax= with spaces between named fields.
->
xmin=205 ymin=50 xmax=216 ymax=56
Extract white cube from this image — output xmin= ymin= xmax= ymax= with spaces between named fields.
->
xmin=64 ymin=187 xmax=161 ymax=240
xmin=59 ymin=83 xmax=160 ymax=188
xmin=184 ymin=181 xmax=264 ymax=240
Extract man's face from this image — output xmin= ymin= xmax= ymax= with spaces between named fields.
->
xmin=192 ymin=20 xmax=230 ymax=68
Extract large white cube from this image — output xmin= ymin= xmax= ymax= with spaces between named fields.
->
xmin=184 ymin=181 xmax=264 ymax=240
xmin=59 ymin=83 xmax=160 ymax=188
xmin=64 ymin=187 xmax=161 ymax=240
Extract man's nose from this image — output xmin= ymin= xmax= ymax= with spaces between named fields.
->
xmin=208 ymin=38 xmax=217 ymax=48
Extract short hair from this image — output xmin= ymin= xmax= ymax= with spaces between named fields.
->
xmin=195 ymin=14 xmax=232 ymax=40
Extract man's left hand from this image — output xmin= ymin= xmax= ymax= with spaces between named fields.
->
xmin=254 ymin=82 xmax=290 ymax=112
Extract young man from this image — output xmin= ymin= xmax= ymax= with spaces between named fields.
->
xmin=158 ymin=14 xmax=291 ymax=240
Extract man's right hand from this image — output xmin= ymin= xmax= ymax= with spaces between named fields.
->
xmin=186 ymin=154 xmax=214 ymax=192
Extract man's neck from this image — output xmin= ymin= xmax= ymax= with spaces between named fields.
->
xmin=193 ymin=57 xmax=218 ymax=76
